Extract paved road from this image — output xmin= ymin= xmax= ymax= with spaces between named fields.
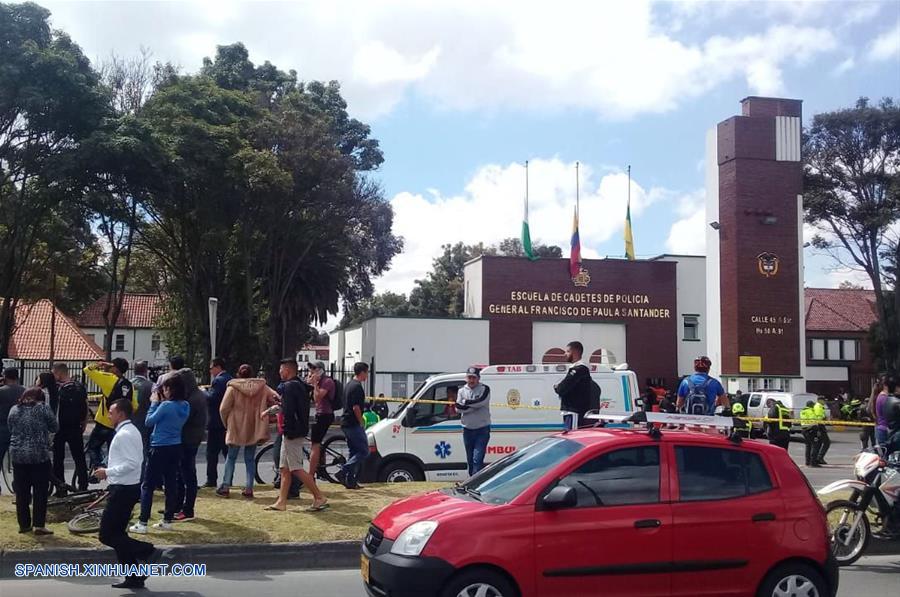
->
xmin=50 ymin=428 xmax=866 ymax=492
xmin=3 ymin=557 xmax=898 ymax=596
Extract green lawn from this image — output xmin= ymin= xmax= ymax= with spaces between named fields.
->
xmin=0 ymin=482 xmax=447 ymax=551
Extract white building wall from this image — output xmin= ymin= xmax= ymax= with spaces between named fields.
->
xmin=705 ymin=126 xmax=723 ymax=384
xmin=657 ymin=255 xmax=708 ymax=377
xmin=80 ymin=327 xmax=168 ymax=367
xmin=373 ymin=318 xmax=489 ymax=373
xmin=531 ymin=322 xmax=626 ymax=365
xmin=464 ymin=258 xmax=484 ymax=318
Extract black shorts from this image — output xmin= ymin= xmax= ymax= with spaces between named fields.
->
xmin=310 ymin=413 xmax=335 ymax=444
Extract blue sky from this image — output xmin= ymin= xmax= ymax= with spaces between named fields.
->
xmin=39 ymin=0 xmax=900 ymax=295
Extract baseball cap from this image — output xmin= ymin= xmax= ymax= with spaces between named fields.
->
xmin=465 ymin=366 xmax=481 ymax=378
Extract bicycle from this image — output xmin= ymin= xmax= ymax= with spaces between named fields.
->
xmin=62 ymin=489 xmax=110 ymax=534
xmin=254 ymin=433 xmax=349 ymax=486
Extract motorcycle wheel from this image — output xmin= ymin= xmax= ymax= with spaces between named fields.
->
xmin=825 ymin=499 xmax=870 ymax=566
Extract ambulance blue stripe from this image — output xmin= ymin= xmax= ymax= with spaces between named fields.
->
xmin=412 ymin=423 xmax=566 ymax=433
xmin=622 ymin=376 xmax=632 ymax=412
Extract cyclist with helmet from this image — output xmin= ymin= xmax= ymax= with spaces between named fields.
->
xmin=676 ymin=356 xmax=726 ymax=416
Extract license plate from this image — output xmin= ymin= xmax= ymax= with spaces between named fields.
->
xmin=361 ymin=555 xmax=370 ymax=584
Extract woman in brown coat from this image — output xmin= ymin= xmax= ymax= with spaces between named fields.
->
xmin=217 ymin=365 xmax=279 ymax=498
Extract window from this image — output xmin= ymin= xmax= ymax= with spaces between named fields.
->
xmin=409 ymin=383 xmax=462 ymax=426
xmin=809 ymin=338 xmax=860 ymax=361
xmin=151 ymin=334 xmax=161 ymax=352
xmin=589 ymin=348 xmax=617 ymax=365
xmin=391 ymin=374 xmax=409 ymax=399
xmin=683 ymin=315 xmax=700 ymax=341
xmin=542 ymin=348 xmax=568 ymax=363
xmin=560 ymin=446 xmax=660 ymax=507
xmin=749 ymin=394 xmax=762 ymax=408
xmin=676 ymin=446 xmax=772 ymax=502
xmin=412 ymin=373 xmax=431 ymax=392
xmin=114 ymin=334 xmax=126 ymax=352
xmin=460 ymin=437 xmax=582 ymax=505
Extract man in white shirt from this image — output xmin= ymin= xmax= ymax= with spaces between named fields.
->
xmin=94 ymin=399 xmax=160 ymax=589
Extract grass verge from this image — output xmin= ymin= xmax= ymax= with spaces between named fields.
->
xmin=0 ymin=482 xmax=447 ymax=551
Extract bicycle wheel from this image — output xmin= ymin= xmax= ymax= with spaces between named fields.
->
xmin=320 ymin=435 xmax=349 ymax=484
xmin=68 ymin=509 xmax=104 ymax=534
xmin=254 ymin=443 xmax=278 ymax=485
xmin=0 ymin=450 xmax=12 ymax=494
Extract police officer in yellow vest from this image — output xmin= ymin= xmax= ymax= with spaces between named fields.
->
xmin=766 ymin=398 xmax=791 ymax=450
xmin=813 ymin=398 xmax=830 ymax=465
xmin=801 ymin=401 xmax=821 ymax=467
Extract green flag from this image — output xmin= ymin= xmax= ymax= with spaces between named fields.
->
xmin=522 ymin=161 xmax=538 ymax=260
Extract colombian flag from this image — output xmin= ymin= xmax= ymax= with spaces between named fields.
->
xmin=569 ymin=207 xmax=581 ymax=277
xmin=625 ymin=197 xmax=635 ymax=260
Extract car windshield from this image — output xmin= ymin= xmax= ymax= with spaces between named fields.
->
xmin=458 ymin=437 xmax=581 ymax=505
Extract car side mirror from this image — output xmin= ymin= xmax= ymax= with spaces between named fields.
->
xmin=541 ymin=485 xmax=577 ymax=510
xmin=403 ymin=406 xmax=417 ymax=427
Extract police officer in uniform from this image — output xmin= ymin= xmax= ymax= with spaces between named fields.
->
xmin=813 ymin=398 xmax=830 ymax=465
xmin=801 ymin=401 xmax=821 ymax=467
xmin=766 ymin=398 xmax=791 ymax=450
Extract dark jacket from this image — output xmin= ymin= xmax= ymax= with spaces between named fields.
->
xmin=206 ymin=371 xmax=232 ymax=431
xmin=178 ymin=368 xmax=208 ymax=445
xmin=0 ymin=383 xmax=25 ymax=443
xmin=131 ymin=375 xmax=153 ymax=431
xmin=56 ymin=379 xmax=89 ymax=429
xmin=280 ymin=377 xmax=310 ymax=440
xmin=555 ymin=364 xmax=591 ymax=416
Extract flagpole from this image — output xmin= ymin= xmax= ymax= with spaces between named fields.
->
xmin=575 ymin=161 xmax=580 ymax=217
xmin=525 ymin=160 xmax=529 ymax=220
xmin=627 ymin=164 xmax=631 ymax=216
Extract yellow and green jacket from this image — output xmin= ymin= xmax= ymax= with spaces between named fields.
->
xmin=83 ymin=367 xmax=138 ymax=429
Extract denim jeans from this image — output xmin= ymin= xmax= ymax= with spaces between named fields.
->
xmin=341 ymin=425 xmax=369 ymax=487
xmin=140 ymin=444 xmax=181 ymax=523
xmin=86 ymin=424 xmax=116 ymax=471
xmin=876 ymin=427 xmax=890 ymax=448
xmin=222 ymin=444 xmax=257 ymax=490
xmin=463 ymin=426 xmax=491 ymax=476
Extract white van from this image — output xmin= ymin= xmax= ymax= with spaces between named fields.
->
xmin=360 ymin=363 xmax=639 ymax=483
xmin=745 ymin=391 xmax=817 ymax=433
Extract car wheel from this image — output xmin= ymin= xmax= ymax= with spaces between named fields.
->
xmin=378 ymin=459 xmax=424 ymax=483
xmin=440 ymin=568 xmax=518 ymax=597
xmin=757 ymin=563 xmax=827 ymax=597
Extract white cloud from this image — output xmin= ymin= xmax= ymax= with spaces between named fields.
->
xmin=665 ymin=190 xmax=707 ymax=255
xmin=375 ymin=158 xmax=669 ymax=294
xmin=831 ymin=56 xmax=856 ymax=76
xmin=41 ymin=0 xmax=839 ymax=121
xmin=869 ymin=23 xmax=900 ymax=61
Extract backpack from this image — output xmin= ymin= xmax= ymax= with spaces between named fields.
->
xmin=330 ymin=377 xmax=344 ymax=412
xmin=588 ymin=379 xmax=602 ymax=412
xmin=685 ymin=377 xmax=711 ymax=415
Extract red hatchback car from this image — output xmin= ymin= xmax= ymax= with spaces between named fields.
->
xmin=361 ymin=426 xmax=838 ymax=597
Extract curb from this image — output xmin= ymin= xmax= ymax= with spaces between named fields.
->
xmin=2 ymin=537 xmax=898 ymax=579
xmin=0 ymin=540 xmax=360 ymax=578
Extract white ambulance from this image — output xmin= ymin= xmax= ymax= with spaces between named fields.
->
xmin=360 ymin=363 xmax=639 ymax=483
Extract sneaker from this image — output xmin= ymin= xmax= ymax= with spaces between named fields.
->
xmin=215 ymin=486 xmax=230 ymax=498
xmin=153 ymin=521 xmax=174 ymax=531
xmin=202 ymin=482 xmax=217 ymax=488
xmin=173 ymin=512 xmax=194 ymax=522
xmin=241 ymin=489 xmax=254 ymax=499
xmin=130 ymin=522 xmax=148 ymax=534
xmin=33 ymin=527 xmax=54 ymax=536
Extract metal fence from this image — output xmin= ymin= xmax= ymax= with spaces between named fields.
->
xmin=329 ymin=357 xmax=376 ymax=395
xmin=5 ymin=359 xmax=102 ymax=396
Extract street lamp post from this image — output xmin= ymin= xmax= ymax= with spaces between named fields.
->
xmin=208 ymin=297 xmax=218 ymax=363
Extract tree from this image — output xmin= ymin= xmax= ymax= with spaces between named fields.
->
xmin=0 ymin=2 xmax=108 ymax=357
xmin=340 ymin=292 xmax=411 ymax=327
xmin=838 ymin=280 xmax=865 ymax=290
xmin=804 ymin=97 xmax=900 ymax=369
xmin=495 ymin=237 xmax=563 ymax=259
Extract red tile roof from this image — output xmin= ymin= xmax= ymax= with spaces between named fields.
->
xmin=805 ymin=288 xmax=878 ymax=332
xmin=78 ymin=294 xmax=162 ymax=328
xmin=9 ymin=299 xmax=104 ymax=360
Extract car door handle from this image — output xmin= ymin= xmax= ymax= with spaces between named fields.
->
xmin=634 ymin=519 xmax=662 ymax=529
xmin=752 ymin=512 xmax=776 ymax=522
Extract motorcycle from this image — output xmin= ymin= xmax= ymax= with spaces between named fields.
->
xmin=818 ymin=448 xmax=900 ymax=565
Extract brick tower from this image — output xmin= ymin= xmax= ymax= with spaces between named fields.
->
xmin=705 ymin=97 xmax=806 ymax=392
